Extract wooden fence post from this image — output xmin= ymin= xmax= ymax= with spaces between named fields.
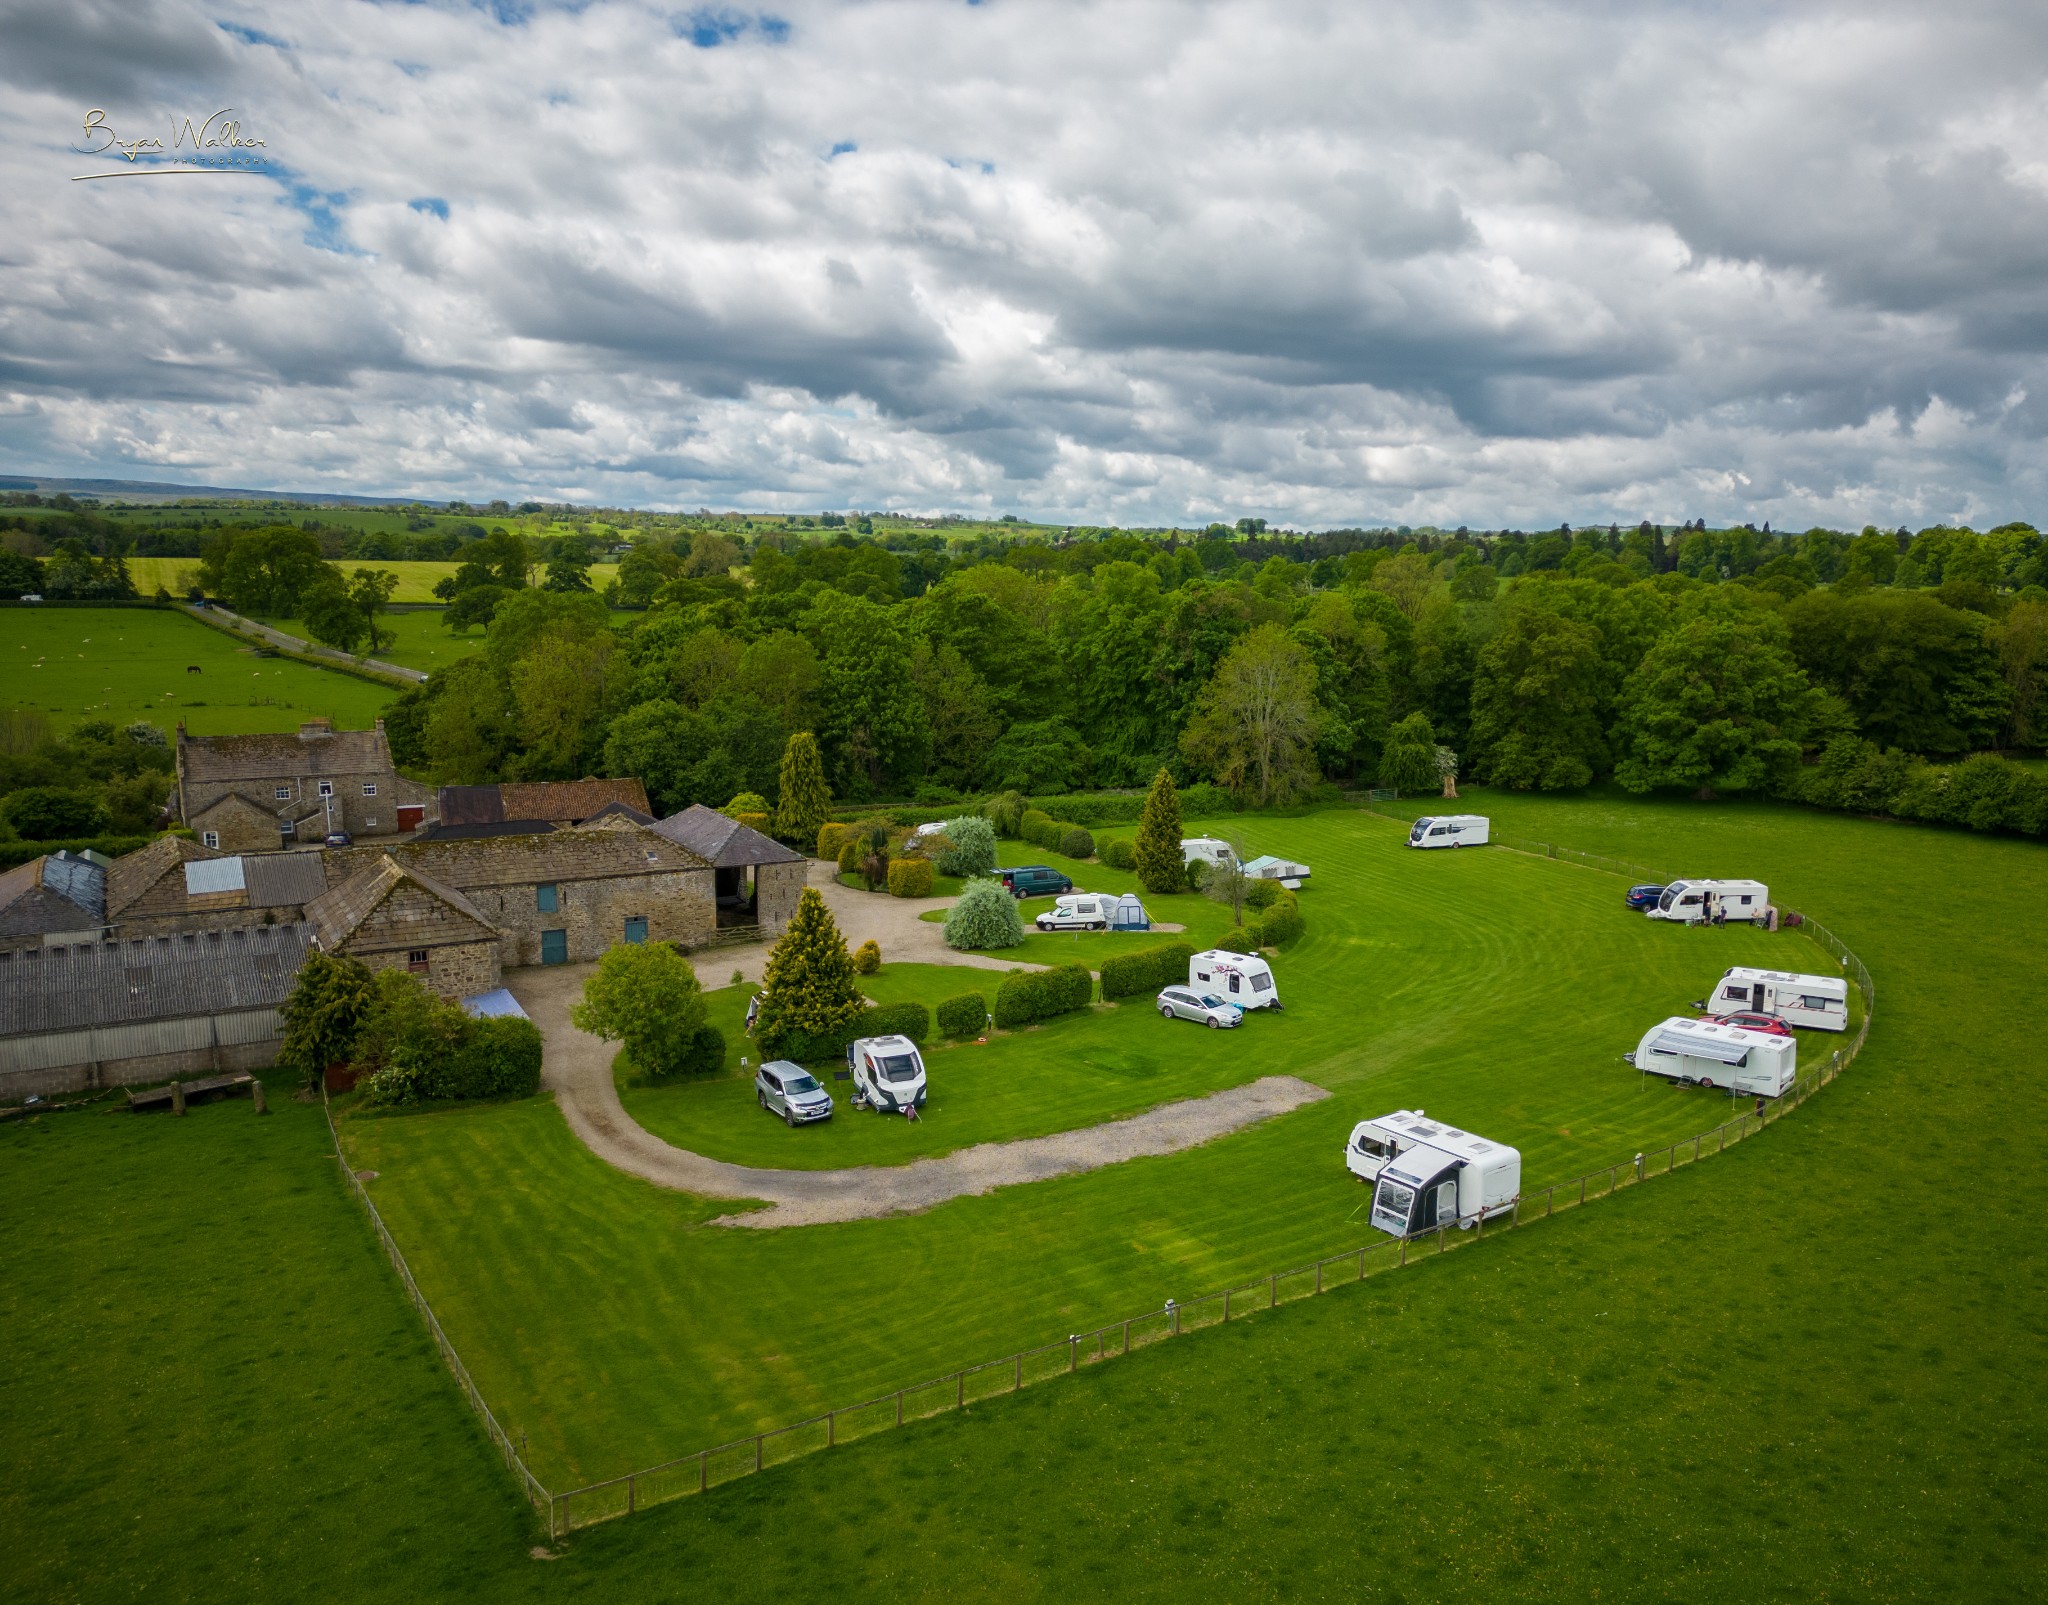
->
xmin=828 ymin=1411 xmax=836 ymax=1446
xmin=755 ymin=1436 xmax=763 ymax=1473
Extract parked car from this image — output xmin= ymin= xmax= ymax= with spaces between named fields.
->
xmin=1625 ymin=883 xmax=1666 ymax=910
xmin=1036 ymin=893 xmax=1114 ymax=931
xmin=755 ymin=1060 xmax=834 ymax=1125
xmin=1156 ymin=987 xmax=1242 ymax=1029
xmin=1703 ymin=1011 xmax=1795 ymax=1038
xmin=324 ymin=831 xmax=353 ymax=847
xmin=999 ymin=865 xmax=1074 ymax=899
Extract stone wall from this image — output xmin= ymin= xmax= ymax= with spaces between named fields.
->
xmin=350 ymin=938 xmax=500 ymax=1001
xmin=756 ymin=860 xmax=808 ymax=936
xmin=461 ymin=867 xmax=716 ymax=967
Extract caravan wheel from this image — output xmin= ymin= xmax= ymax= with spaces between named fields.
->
xmin=1699 ymin=1076 xmax=1716 ymax=1091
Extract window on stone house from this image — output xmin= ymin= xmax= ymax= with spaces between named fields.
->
xmin=363 ymin=782 xmax=377 ymax=796
xmin=365 ymin=817 xmax=376 ymax=829
xmin=275 ymin=785 xmax=292 ymax=800
xmin=407 ymin=949 xmax=429 ymax=973
xmin=318 ymin=781 xmax=334 ymax=797
xmin=202 ymin=831 xmax=219 ymax=848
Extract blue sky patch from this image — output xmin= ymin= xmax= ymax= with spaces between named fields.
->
xmin=678 ymin=9 xmax=789 ymax=47
xmin=217 ymin=21 xmax=290 ymax=49
xmin=829 ymin=141 xmax=857 ymax=159
xmin=409 ymin=197 xmax=450 ymax=220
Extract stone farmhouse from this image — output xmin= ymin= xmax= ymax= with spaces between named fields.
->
xmin=645 ymin=804 xmax=806 ymax=937
xmin=430 ymin=779 xmax=651 ymax=836
xmin=175 ymin=717 xmax=437 ymax=851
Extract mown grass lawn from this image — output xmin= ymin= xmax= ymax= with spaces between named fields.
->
xmin=339 ymin=808 xmax=1827 ymax=1486
xmin=4 ymin=793 xmax=2041 ymax=1603
xmin=0 ymin=605 xmax=396 ymax=734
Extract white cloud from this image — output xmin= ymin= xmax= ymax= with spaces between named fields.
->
xmin=3 ymin=0 xmax=2048 ymax=526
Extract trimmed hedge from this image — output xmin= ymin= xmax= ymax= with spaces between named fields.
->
xmin=993 ymin=963 xmax=1094 ymax=1029
xmin=817 ymin=822 xmax=855 ymax=860
xmin=1099 ymin=836 xmax=1135 ymax=870
xmin=1099 ymin=940 xmax=1196 ymax=1001
xmin=1258 ymin=897 xmax=1304 ymax=945
xmin=1243 ymin=877 xmax=1283 ymax=911
xmin=1020 ymin=808 xmax=1057 ymax=849
xmin=887 ymin=857 xmax=934 ymax=897
xmin=936 ymin=991 xmax=988 ymax=1038
xmin=863 ymin=1000 xmax=931 ymax=1044
xmin=1058 ymin=826 xmax=1095 ymax=860
xmin=853 ymin=938 xmax=881 ymax=974
xmin=444 ymin=1015 xmax=546 ymax=1099
xmin=0 ymin=834 xmax=151 ymax=871
xmin=837 ymin=839 xmax=864 ymax=875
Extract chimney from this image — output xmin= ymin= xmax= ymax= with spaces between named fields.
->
xmin=299 ymin=717 xmax=334 ymax=739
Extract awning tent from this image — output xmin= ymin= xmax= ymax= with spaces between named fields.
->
xmin=1110 ymin=893 xmax=1151 ymax=931
xmin=1649 ymin=1027 xmax=1748 ymax=1065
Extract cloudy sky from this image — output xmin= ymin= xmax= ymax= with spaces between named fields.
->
xmin=3 ymin=0 xmax=2048 ymax=527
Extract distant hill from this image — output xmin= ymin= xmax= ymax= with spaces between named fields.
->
xmin=0 ymin=473 xmax=418 ymax=508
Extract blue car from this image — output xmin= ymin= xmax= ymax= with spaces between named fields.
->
xmin=1625 ymin=883 xmax=1666 ymax=911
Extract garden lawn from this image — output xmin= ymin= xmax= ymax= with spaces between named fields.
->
xmin=0 ymin=605 xmax=395 ymax=734
xmin=126 ymin=556 xmax=620 ymax=603
xmin=338 ymin=807 xmax=1822 ymax=1487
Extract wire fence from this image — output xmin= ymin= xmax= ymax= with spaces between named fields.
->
xmin=324 ymin=823 xmax=1876 ymax=1542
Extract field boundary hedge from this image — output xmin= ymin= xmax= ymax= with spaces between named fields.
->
xmin=174 ymin=603 xmax=421 ymax=690
xmin=333 ymin=819 xmax=1875 ymax=1542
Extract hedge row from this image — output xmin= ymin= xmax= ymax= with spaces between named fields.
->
xmin=1216 ymin=891 xmax=1305 ymax=952
xmin=766 ymin=1001 xmax=930 ymax=1062
xmin=1792 ymin=740 xmax=2048 ymax=837
xmin=993 ymin=964 xmax=1094 ymax=1028
xmin=0 ymin=834 xmax=151 ymax=871
xmin=936 ymin=992 xmax=988 ymax=1038
xmin=1099 ymin=940 xmax=1196 ymax=1001
xmin=1017 ymin=808 xmax=1095 ymax=860
xmin=888 ymin=856 xmax=935 ymax=897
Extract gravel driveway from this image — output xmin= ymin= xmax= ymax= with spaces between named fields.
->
xmin=507 ymin=957 xmax=1328 ymax=1229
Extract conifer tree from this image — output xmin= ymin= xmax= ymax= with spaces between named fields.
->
xmin=1133 ymin=767 xmax=1186 ymax=895
xmin=754 ymin=888 xmax=864 ymax=1055
xmin=774 ymin=730 xmax=833 ymax=847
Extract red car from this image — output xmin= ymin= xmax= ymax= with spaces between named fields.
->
xmin=1700 ymin=1011 xmax=1794 ymax=1037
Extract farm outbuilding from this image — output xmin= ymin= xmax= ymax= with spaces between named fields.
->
xmin=0 ymin=925 xmax=310 ymax=1100
xmin=647 ymin=804 xmax=807 ymax=937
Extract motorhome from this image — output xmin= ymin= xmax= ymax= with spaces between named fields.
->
xmin=1709 ymin=967 xmax=1848 ymax=1032
xmin=1343 ymin=1108 xmax=1437 ymax=1183
xmin=1627 ymin=1016 xmax=1798 ymax=1096
xmin=847 ymin=1034 xmax=928 ymax=1114
xmin=1189 ymin=949 xmax=1280 ymax=1010
xmin=1181 ymin=837 xmax=1238 ymax=870
xmin=1367 ymin=1124 xmax=1522 ymax=1237
xmin=1406 ymin=815 xmax=1490 ymax=849
xmin=1644 ymin=878 xmax=1769 ymax=924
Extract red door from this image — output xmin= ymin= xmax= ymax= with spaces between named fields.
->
xmin=396 ymin=805 xmax=425 ymax=832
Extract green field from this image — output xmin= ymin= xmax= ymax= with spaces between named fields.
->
xmin=125 ymin=556 xmax=621 ymax=604
xmin=4 ymin=792 xmax=2041 ymax=1603
xmin=251 ymin=606 xmax=639 ymax=674
xmin=337 ymin=810 xmax=1812 ymax=1487
xmin=0 ymin=605 xmax=397 ymax=734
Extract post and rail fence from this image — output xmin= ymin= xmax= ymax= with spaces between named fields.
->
xmin=323 ymin=825 xmax=1875 ymax=1542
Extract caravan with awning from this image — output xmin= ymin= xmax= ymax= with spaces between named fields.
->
xmin=1627 ymin=1016 xmax=1798 ymax=1096
xmin=1367 ymin=1123 xmax=1522 ymax=1237
xmin=1709 ymin=967 xmax=1848 ymax=1032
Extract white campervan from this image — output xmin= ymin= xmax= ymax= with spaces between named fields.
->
xmin=1343 ymin=1108 xmax=1436 ymax=1183
xmin=1645 ymin=879 xmax=1769 ymax=924
xmin=1710 ymin=967 xmax=1849 ymax=1032
xmin=1368 ymin=1123 xmax=1521 ymax=1237
xmin=1181 ymin=837 xmax=1238 ymax=869
xmin=846 ymin=1034 xmax=928 ymax=1114
xmin=1189 ymin=949 xmax=1280 ymax=1010
xmin=1407 ymin=815 xmax=1489 ymax=849
xmin=1628 ymin=1017 xmax=1798 ymax=1096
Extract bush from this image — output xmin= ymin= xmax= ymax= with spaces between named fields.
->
xmin=726 ymin=791 xmax=769 ymax=815
xmin=888 ymin=857 xmax=935 ymax=897
xmin=1020 ymin=808 xmax=1056 ymax=848
xmin=862 ymin=1000 xmax=930 ymax=1044
xmin=765 ymin=1021 xmax=861 ymax=1063
xmin=1217 ymin=924 xmax=1262 ymax=955
xmin=936 ymin=992 xmax=988 ymax=1038
xmin=1044 ymin=963 xmax=1095 ymax=1013
xmin=1257 ymin=897 xmax=1305 ymax=945
xmin=671 ymin=1024 xmax=727 ymax=1078
xmin=944 ymin=877 xmax=1025 ymax=950
xmin=1185 ymin=858 xmax=1210 ymax=891
xmin=734 ymin=812 xmax=771 ymax=834
xmin=817 ymin=822 xmax=855 ymax=861
xmin=1058 ymin=826 xmax=1095 ymax=860
xmin=1099 ymin=940 xmax=1196 ymax=1001
xmin=1243 ymin=877 xmax=1282 ymax=911
xmin=995 ymin=964 xmax=1095 ymax=1028
xmin=445 ymin=1016 xmax=545 ymax=1099
xmin=984 ymin=791 xmax=1028 ymax=837
xmin=1179 ymin=781 xmax=1240 ymax=817
xmin=837 ymin=839 xmax=864 ymax=875
xmin=853 ymin=938 xmax=881 ymax=973
xmin=935 ymin=815 xmax=999 ymax=878
xmin=1 ymin=786 xmax=107 ymax=840
xmin=1099 ymin=836 xmax=1135 ymax=870
xmin=570 ymin=940 xmax=709 ymax=1079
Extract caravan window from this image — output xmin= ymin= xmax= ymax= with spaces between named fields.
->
xmin=1429 ymin=826 xmax=1448 ymax=837
xmin=1228 ymin=973 xmax=1241 ymax=993
xmin=1721 ymin=985 xmax=1748 ymax=1003
xmin=1251 ymin=973 xmax=1273 ymax=993
xmin=1354 ymin=1134 xmax=1394 ymax=1159
xmin=1800 ymin=995 xmax=1836 ymax=1011
xmin=1377 ymin=1181 xmax=1415 ymax=1219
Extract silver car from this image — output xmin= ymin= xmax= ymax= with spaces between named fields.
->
xmin=755 ymin=1059 xmax=834 ymax=1125
xmin=1156 ymin=987 xmax=1242 ymax=1029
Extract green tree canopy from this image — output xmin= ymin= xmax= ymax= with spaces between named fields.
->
xmin=774 ymin=731 xmax=832 ymax=847
xmin=1132 ymin=767 xmax=1186 ymax=895
xmin=571 ymin=942 xmax=707 ymax=1078
xmin=1613 ymin=615 xmax=1815 ymax=797
xmin=1179 ymin=622 xmax=1324 ymax=807
xmin=1376 ymin=712 xmax=1441 ymax=794
xmin=755 ymin=888 xmax=865 ymax=1045
xmin=1468 ymin=606 xmax=1608 ymax=790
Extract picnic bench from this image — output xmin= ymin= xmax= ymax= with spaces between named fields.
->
xmin=127 ymin=1073 xmax=255 ymax=1113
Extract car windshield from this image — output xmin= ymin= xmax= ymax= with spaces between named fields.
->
xmin=1199 ymin=994 xmax=1232 ymax=1010
xmin=877 ymin=1055 xmax=921 ymax=1082
xmin=783 ymin=1074 xmax=821 ymax=1094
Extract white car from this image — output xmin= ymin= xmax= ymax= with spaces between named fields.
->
xmin=1036 ymin=893 xmax=1114 ymax=931
xmin=1156 ymin=987 xmax=1242 ymax=1028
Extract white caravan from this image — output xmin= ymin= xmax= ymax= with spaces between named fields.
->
xmin=1406 ymin=815 xmax=1490 ymax=849
xmin=846 ymin=1034 xmax=928 ymax=1114
xmin=1243 ymin=853 xmax=1311 ymax=889
xmin=1368 ymin=1125 xmax=1522 ymax=1237
xmin=1627 ymin=1017 xmax=1798 ymax=1096
xmin=1710 ymin=967 xmax=1849 ymax=1032
xmin=1189 ymin=949 xmax=1281 ymax=1010
xmin=1181 ymin=837 xmax=1238 ymax=870
xmin=1343 ymin=1108 xmax=1438 ymax=1184
xmin=1644 ymin=878 xmax=1769 ymax=924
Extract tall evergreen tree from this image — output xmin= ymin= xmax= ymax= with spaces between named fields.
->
xmin=754 ymin=889 xmax=864 ymax=1054
xmin=774 ymin=730 xmax=832 ymax=847
xmin=1133 ymin=767 xmax=1185 ymax=895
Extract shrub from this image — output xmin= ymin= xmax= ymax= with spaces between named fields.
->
xmin=984 ymin=790 xmax=1028 ymax=837
xmin=1217 ymin=924 xmax=1262 ymax=955
xmin=570 ymin=941 xmax=709 ymax=1079
xmin=1244 ymin=877 xmax=1282 ymax=911
xmin=1058 ymin=826 xmax=1095 ymax=860
xmin=445 ymin=1016 xmax=545 ymax=1099
xmin=765 ymin=1021 xmax=861 ymax=1063
xmin=935 ymin=815 xmax=998 ymax=878
xmin=853 ymin=938 xmax=881 ymax=973
xmin=353 ymin=972 xmax=474 ymax=1107
xmin=936 ymin=992 xmax=988 ymax=1038
xmin=996 ymin=965 xmax=1095 ymax=1027
xmin=1 ymin=786 xmax=107 ymax=841
xmin=837 ymin=839 xmax=864 ymax=875
xmin=734 ymin=812 xmax=771 ymax=834
xmin=1099 ymin=940 xmax=1196 ymax=1001
xmin=1044 ymin=963 xmax=1094 ymax=1013
xmin=863 ymin=1000 xmax=930 ymax=1044
xmin=888 ymin=857 xmax=935 ymax=897
xmin=1133 ymin=769 xmax=1186 ymax=895
xmin=817 ymin=822 xmax=855 ymax=861
xmin=726 ymin=791 xmax=769 ymax=815
xmin=1258 ymin=897 xmax=1305 ymax=946
xmin=1099 ymin=836 xmax=1135 ymax=870
xmin=1020 ymin=808 xmax=1056 ymax=847
xmin=671 ymin=1024 xmax=726 ymax=1078
xmin=1185 ymin=858 xmax=1210 ymax=891
xmin=1179 ymin=781 xmax=1240 ymax=817
xmin=754 ymin=888 xmax=865 ymax=1057
xmin=944 ymin=877 xmax=1025 ymax=950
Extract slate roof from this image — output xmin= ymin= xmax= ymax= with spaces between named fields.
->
xmin=305 ymin=856 xmax=496 ymax=953
xmin=0 ymin=853 xmax=106 ymax=936
xmin=581 ymin=800 xmax=657 ymax=827
xmin=242 ymin=852 xmax=329 ymax=908
xmin=178 ymin=721 xmax=391 ymax=783
xmin=324 ymin=822 xmax=712 ymax=891
xmin=106 ymin=836 xmax=223 ymax=919
xmin=0 ymin=924 xmax=312 ymax=1035
xmin=649 ymin=804 xmax=803 ymax=868
xmin=411 ymin=820 xmax=558 ymax=843
xmin=438 ymin=779 xmax=652 ymax=826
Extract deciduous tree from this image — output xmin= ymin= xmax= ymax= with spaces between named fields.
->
xmin=1179 ymin=623 xmax=1324 ymax=806
xmin=571 ymin=941 xmax=711 ymax=1079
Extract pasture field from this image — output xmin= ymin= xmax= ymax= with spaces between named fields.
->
xmin=5 ymin=794 xmax=2042 ymax=1604
xmin=0 ymin=605 xmax=396 ymax=734
xmin=253 ymin=607 xmax=490 ymax=674
xmin=125 ymin=556 xmax=622 ymax=603
xmin=341 ymin=810 xmax=1810 ymax=1486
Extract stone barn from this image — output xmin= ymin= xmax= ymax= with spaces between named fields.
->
xmin=647 ymin=805 xmax=807 ymax=937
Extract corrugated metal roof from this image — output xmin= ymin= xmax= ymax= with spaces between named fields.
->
xmin=650 ymin=804 xmax=803 ymax=867
xmin=184 ymin=857 xmax=248 ymax=896
xmin=0 ymin=925 xmax=310 ymax=1036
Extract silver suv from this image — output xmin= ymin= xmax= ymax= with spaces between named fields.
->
xmin=755 ymin=1060 xmax=834 ymax=1125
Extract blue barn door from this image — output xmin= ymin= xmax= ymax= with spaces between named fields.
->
xmin=541 ymin=929 xmax=568 ymax=965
